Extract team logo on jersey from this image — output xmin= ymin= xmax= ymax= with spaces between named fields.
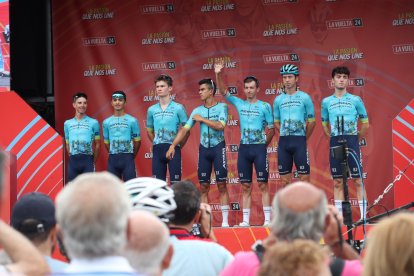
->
xmin=262 ymin=0 xmax=298 ymax=4
xmin=326 ymin=18 xmax=363 ymax=29
xmin=227 ymin=114 xmax=239 ymax=126
xmin=203 ymin=56 xmax=237 ymax=70
xmin=201 ymin=0 xmax=235 ymax=12
xmin=392 ymin=43 xmax=414 ymax=54
xmin=83 ymin=36 xmax=116 ymax=46
xmin=140 ymin=4 xmax=174 ymax=14
xmin=82 ymin=7 xmax=114 ymax=20
xmin=263 ymin=23 xmax=298 ymax=37
xmin=328 ymin=47 xmax=364 ymax=61
xmin=201 ymin=28 xmax=236 ymax=39
xmin=327 ymin=78 xmax=365 ymax=88
xmin=142 ymin=61 xmax=176 ymax=71
xmin=392 ymin=11 xmax=414 ymax=26
xmin=142 ymin=32 xmax=175 ymax=45
xmin=263 ymin=53 xmax=299 ymax=64
xmin=265 ymin=82 xmax=283 ymax=95
xmin=84 ymin=64 xmax=116 ymax=77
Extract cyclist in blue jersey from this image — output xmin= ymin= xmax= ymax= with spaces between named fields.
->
xmin=321 ymin=66 xmax=369 ymax=220
xmin=146 ymin=74 xmax=189 ymax=185
xmin=273 ymin=64 xmax=315 ymax=187
xmin=64 ymin=92 xmax=100 ymax=182
xmin=166 ymin=78 xmax=231 ymax=227
xmin=215 ymin=61 xmax=275 ymax=227
xmin=103 ymin=91 xmax=140 ymax=181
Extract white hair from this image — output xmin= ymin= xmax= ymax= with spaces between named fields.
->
xmin=124 ymin=211 xmax=171 ymax=276
xmin=56 ymin=172 xmax=131 ymax=259
xmin=271 ymin=191 xmax=327 ymax=242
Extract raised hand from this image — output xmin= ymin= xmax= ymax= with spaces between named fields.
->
xmin=214 ymin=58 xmax=224 ymax=74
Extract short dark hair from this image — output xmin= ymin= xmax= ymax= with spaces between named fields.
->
xmin=72 ymin=92 xmax=87 ymax=102
xmin=171 ymin=181 xmax=201 ymax=225
xmin=198 ymin=78 xmax=216 ymax=94
xmin=155 ymin=74 xmax=173 ymax=86
xmin=112 ymin=90 xmax=127 ymax=101
xmin=244 ymin=75 xmax=259 ymax=88
xmin=18 ymin=219 xmax=52 ymax=245
xmin=331 ymin=66 xmax=350 ymax=78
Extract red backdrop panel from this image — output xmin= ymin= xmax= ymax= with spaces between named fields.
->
xmin=52 ymin=0 xmax=414 ymax=226
xmin=0 ymin=92 xmax=64 ymax=208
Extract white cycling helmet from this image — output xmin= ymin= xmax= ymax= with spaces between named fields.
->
xmin=124 ymin=177 xmax=176 ymax=221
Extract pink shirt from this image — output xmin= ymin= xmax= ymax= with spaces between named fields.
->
xmin=219 ymin=251 xmax=259 ymax=276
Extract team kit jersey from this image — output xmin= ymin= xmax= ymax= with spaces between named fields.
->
xmin=225 ymin=94 xmax=273 ymax=144
xmin=321 ymin=92 xmax=369 ymax=179
xmin=225 ymin=93 xmax=273 ymax=183
xmin=146 ymin=101 xmax=188 ymax=145
xmin=321 ymin=92 xmax=368 ymax=136
xmin=64 ymin=116 xmax=100 ymax=155
xmin=273 ymin=90 xmax=315 ymax=136
xmin=102 ymin=114 xmax=140 ymax=154
xmin=185 ymin=103 xmax=228 ymax=184
xmin=147 ymin=100 xmax=188 ymax=182
xmin=273 ymin=91 xmax=315 ymax=175
xmin=184 ymin=103 xmax=228 ymax=147
xmin=64 ymin=115 xmax=100 ymax=181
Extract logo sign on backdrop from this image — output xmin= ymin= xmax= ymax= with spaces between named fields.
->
xmin=52 ymin=0 xmax=414 ymax=226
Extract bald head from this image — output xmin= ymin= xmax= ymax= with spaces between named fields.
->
xmin=128 ymin=210 xmax=169 ymax=251
xmin=125 ymin=210 xmax=172 ymax=276
xmin=278 ymin=181 xmax=324 ymax=212
xmin=271 ymin=181 xmax=327 ymax=242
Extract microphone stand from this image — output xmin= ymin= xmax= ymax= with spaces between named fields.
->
xmin=334 ymin=116 xmax=354 ymax=245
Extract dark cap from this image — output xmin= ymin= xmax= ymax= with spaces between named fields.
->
xmin=11 ymin=192 xmax=56 ymax=234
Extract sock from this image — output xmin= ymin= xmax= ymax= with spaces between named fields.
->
xmin=221 ymin=205 xmax=230 ymax=225
xmin=242 ymin=209 xmax=250 ymax=224
xmin=334 ymin=200 xmax=343 ymax=214
xmin=263 ymin=206 xmax=272 ymax=222
xmin=359 ymin=200 xmax=367 ymax=220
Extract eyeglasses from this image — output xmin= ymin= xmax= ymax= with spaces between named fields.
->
xmin=210 ymin=79 xmax=215 ymax=91
xmin=112 ymin=94 xmax=125 ymax=99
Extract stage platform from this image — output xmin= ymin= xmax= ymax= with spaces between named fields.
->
xmin=214 ymin=225 xmax=374 ymax=254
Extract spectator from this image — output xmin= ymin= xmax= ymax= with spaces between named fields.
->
xmin=0 ymin=151 xmax=49 ymax=275
xmin=170 ymin=180 xmax=216 ymax=241
xmin=258 ymin=240 xmax=331 ymax=276
xmin=125 ymin=178 xmax=233 ymax=276
xmin=363 ymin=212 xmax=414 ymax=276
xmin=55 ymin=172 xmax=138 ymax=275
xmin=124 ymin=210 xmax=173 ymax=276
xmin=11 ymin=192 xmax=68 ymax=272
xmin=220 ymin=181 xmax=361 ymax=276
